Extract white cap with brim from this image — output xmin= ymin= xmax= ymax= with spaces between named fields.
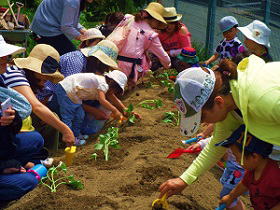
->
xmin=238 ymin=20 xmax=271 ymax=48
xmin=105 ymin=70 xmax=127 ymax=93
xmin=0 ymin=35 xmax=25 ymax=57
xmin=174 ymin=67 xmax=216 ymax=137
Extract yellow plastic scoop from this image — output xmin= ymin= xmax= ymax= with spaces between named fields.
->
xmin=152 ymin=193 xmax=169 ymax=210
xmin=64 ymin=146 xmax=76 ymax=166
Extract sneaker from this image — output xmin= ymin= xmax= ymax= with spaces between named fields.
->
xmin=74 ymin=137 xmax=86 ymax=146
xmin=40 ymin=157 xmax=54 ymax=168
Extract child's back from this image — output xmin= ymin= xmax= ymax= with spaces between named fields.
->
xmin=59 ymin=73 xmax=108 ymax=104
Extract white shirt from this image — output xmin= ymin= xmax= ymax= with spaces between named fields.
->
xmin=60 ymin=73 xmax=109 ymax=104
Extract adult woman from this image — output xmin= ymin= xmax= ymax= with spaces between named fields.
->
xmin=151 ymin=7 xmax=192 ymax=71
xmin=238 ymin=20 xmax=272 ymax=62
xmin=0 ymin=87 xmax=47 ymax=201
xmin=31 ymin=0 xmax=94 ymax=55
xmin=0 ymin=39 xmax=74 ymax=146
xmin=107 ymin=2 xmax=171 ymax=87
xmin=158 ymin=55 xmax=280 ymax=199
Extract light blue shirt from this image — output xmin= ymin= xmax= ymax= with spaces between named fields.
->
xmin=31 ymin=0 xmax=84 ymax=39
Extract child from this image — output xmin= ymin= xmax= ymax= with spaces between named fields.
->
xmin=218 ymin=125 xmax=280 ymax=210
xmin=205 ymin=16 xmax=244 ymax=66
xmin=238 ymin=20 xmax=272 ymax=62
xmin=53 ymin=70 xmax=127 ymax=145
xmin=174 ymin=47 xmax=200 ymax=72
xmin=187 ymin=123 xmax=246 ymax=210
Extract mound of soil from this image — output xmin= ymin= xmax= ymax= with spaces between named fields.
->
xmin=5 ymin=80 xmax=251 ymax=210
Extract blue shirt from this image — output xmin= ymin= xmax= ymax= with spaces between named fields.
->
xmin=31 ymin=0 xmax=84 ymax=39
xmin=37 ymin=50 xmax=87 ymax=101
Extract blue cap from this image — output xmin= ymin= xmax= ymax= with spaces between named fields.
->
xmin=219 ymin=16 xmax=238 ymax=32
xmin=215 ymin=125 xmax=273 ymax=157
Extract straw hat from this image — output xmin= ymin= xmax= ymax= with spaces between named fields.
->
xmin=81 ymin=40 xmax=119 ymax=69
xmin=238 ymin=20 xmax=271 ymax=48
xmin=144 ymin=2 xmax=166 ymax=24
xmin=163 ymin=7 xmax=182 ymax=23
xmin=0 ymin=35 xmax=25 ymax=57
xmin=14 ymin=44 xmax=64 ymax=83
xmin=80 ymin=28 xmax=105 ymax=41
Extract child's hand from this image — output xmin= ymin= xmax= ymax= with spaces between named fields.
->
xmin=132 ymin=111 xmax=141 ymax=119
xmin=196 ymin=132 xmax=206 ymax=139
xmin=186 ymin=143 xmax=201 ymax=151
xmin=112 ymin=110 xmax=123 ymax=121
xmin=0 ymin=108 xmax=15 ymax=126
xmin=3 ymin=167 xmax=26 ymax=174
xmin=220 ymin=195 xmax=234 ymax=208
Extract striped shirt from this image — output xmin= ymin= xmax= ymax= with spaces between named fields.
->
xmin=0 ymin=65 xmax=30 ymax=88
xmin=37 ymin=50 xmax=87 ymax=101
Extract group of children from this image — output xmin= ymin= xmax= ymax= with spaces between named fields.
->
xmin=0 ymin=1 xmax=279 ymax=208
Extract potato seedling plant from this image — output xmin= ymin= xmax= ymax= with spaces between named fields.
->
xmin=93 ymin=127 xmax=121 ymax=161
xmin=40 ymin=162 xmax=84 ymax=193
xmin=162 ymin=111 xmax=180 ymax=126
xmin=138 ymin=99 xmax=163 ymax=110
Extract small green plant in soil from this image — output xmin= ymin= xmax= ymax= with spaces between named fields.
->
xmin=162 ymin=111 xmax=180 ymax=126
xmin=138 ymin=99 xmax=163 ymax=110
xmin=93 ymin=127 xmax=121 ymax=161
xmin=40 ymin=162 xmax=84 ymax=193
xmin=124 ymin=104 xmax=136 ymax=124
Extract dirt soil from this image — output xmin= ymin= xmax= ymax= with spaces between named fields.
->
xmin=5 ymin=79 xmax=251 ymax=210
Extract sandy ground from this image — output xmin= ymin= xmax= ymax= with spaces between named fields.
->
xmin=4 ymin=76 xmax=251 ymax=210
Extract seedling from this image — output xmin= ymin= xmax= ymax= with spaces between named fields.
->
xmin=40 ymin=161 xmax=84 ymax=193
xmin=93 ymin=127 xmax=121 ymax=161
xmin=162 ymin=111 xmax=180 ymax=126
xmin=124 ymin=104 xmax=136 ymax=124
xmin=138 ymin=99 xmax=163 ymax=110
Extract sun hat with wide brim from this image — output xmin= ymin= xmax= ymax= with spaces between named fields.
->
xmin=81 ymin=40 xmax=119 ymax=70
xmin=163 ymin=7 xmax=182 ymax=23
xmin=105 ymin=70 xmax=127 ymax=94
xmin=144 ymin=2 xmax=166 ymax=24
xmin=80 ymin=28 xmax=105 ymax=41
xmin=14 ymin=44 xmax=64 ymax=84
xmin=238 ymin=20 xmax=271 ymax=48
xmin=0 ymin=35 xmax=25 ymax=57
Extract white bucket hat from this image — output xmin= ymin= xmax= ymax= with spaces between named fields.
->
xmin=105 ymin=70 xmax=127 ymax=93
xmin=174 ymin=67 xmax=216 ymax=136
xmin=81 ymin=40 xmax=119 ymax=69
xmin=80 ymin=28 xmax=105 ymax=41
xmin=0 ymin=35 xmax=25 ymax=57
xmin=238 ymin=20 xmax=271 ymax=48
xmin=163 ymin=7 xmax=182 ymax=23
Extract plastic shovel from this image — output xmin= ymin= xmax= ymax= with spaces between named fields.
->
xmin=64 ymin=146 xmax=76 ymax=166
xmin=167 ymin=147 xmax=202 ymax=159
xmin=152 ymin=193 xmax=169 ymax=210
xmin=181 ymin=136 xmax=202 ymax=144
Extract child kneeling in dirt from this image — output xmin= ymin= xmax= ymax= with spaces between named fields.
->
xmin=218 ymin=125 xmax=280 ymax=210
xmin=187 ymin=123 xmax=246 ymax=210
xmin=52 ymin=70 xmax=127 ymax=146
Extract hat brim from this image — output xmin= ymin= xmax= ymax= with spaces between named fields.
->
xmin=144 ymin=8 xmax=166 ymax=24
xmin=238 ymin=26 xmax=271 ymax=48
xmin=165 ymin=14 xmax=182 ymax=23
xmin=80 ymin=35 xmax=105 ymax=41
xmin=177 ymin=54 xmax=199 ymax=64
xmin=81 ymin=47 xmax=91 ymax=57
xmin=90 ymin=49 xmax=119 ymax=70
xmin=179 ymin=111 xmax=201 ymax=137
xmin=14 ymin=57 xmax=64 ymax=83
xmin=0 ymin=43 xmax=25 ymax=57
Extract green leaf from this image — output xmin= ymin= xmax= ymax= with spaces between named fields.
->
xmin=141 ymin=104 xmax=154 ymax=110
xmin=60 ymin=162 xmax=67 ymax=173
xmin=155 ymin=99 xmax=163 ymax=108
xmin=90 ymin=153 xmax=98 ymax=160
xmin=163 ymin=119 xmax=173 ymax=123
xmin=128 ymin=115 xmax=136 ymax=124
xmin=94 ymin=143 xmax=104 ymax=150
xmin=67 ymin=178 xmax=84 ymax=190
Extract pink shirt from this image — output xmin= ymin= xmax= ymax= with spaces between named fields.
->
xmin=110 ymin=15 xmax=171 ymax=83
xmin=159 ymin=24 xmax=192 ymax=57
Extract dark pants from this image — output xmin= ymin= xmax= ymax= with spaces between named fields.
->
xmin=0 ymin=131 xmax=45 ymax=201
xmin=33 ymin=33 xmax=76 ymax=56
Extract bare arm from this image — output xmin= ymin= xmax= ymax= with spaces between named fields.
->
xmin=82 ymin=103 xmax=108 ymax=120
xmin=13 ymin=86 xmax=74 ymax=146
xmin=97 ymin=90 xmax=123 ymax=120
xmin=106 ymin=91 xmax=126 ymax=114
xmin=220 ymin=182 xmax=248 ymax=207
xmin=205 ymin=53 xmax=219 ymax=66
